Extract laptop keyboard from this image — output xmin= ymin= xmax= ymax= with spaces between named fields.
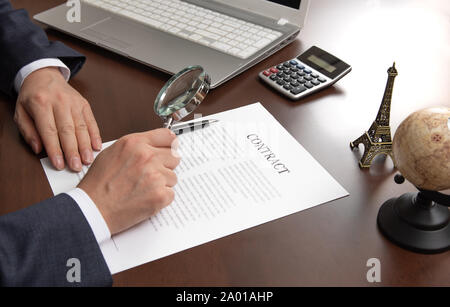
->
xmin=81 ymin=0 xmax=283 ymax=59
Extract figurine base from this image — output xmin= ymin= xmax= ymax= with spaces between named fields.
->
xmin=377 ymin=192 xmax=450 ymax=254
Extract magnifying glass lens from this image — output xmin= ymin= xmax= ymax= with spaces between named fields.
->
xmin=154 ymin=66 xmax=210 ymax=128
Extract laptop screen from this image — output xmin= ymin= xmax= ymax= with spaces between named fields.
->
xmin=265 ymin=0 xmax=301 ymax=10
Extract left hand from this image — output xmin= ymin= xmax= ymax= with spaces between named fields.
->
xmin=14 ymin=67 xmax=102 ymax=171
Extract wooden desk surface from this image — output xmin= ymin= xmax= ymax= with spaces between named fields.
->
xmin=2 ymin=0 xmax=449 ymax=286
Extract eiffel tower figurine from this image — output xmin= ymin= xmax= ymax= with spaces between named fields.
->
xmin=350 ymin=62 xmax=398 ymax=168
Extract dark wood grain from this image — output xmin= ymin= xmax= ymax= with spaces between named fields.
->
xmin=2 ymin=0 xmax=449 ymax=286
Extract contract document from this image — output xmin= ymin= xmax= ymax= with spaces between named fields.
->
xmin=41 ymin=103 xmax=348 ymax=274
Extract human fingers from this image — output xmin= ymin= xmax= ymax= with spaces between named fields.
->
xmin=141 ymin=128 xmax=177 ymax=148
xmin=53 ymin=104 xmax=82 ymax=171
xmin=158 ymin=167 xmax=178 ymax=187
xmin=151 ymin=147 xmax=181 ymax=170
xmin=30 ymin=103 xmax=65 ymax=170
xmin=82 ymin=101 xmax=102 ymax=151
xmin=161 ymin=187 xmax=175 ymax=208
xmin=72 ymin=106 xmax=94 ymax=165
xmin=14 ymin=103 xmax=42 ymax=154
xmin=149 ymin=186 xmax=175 ymax=210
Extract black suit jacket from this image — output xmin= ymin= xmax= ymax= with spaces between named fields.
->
xmin=0 ymin=0 xmax=85 ymax=96
xmin=0 ymin=1 xmax=112 ymax=286
xmin=0 ymin=194 xmax=112 ymax=286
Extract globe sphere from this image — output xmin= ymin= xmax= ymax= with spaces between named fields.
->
xmin=392 ymin=107 xmax=450 ymax=191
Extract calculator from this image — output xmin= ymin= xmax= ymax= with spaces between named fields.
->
xmin=259 ymin=46 xmax=351 ymax=100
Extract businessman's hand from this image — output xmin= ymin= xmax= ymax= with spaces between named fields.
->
xmin=15 ymin=67 xmax=102 ymax=172
xmin=78 ymin=129 xmax=180 ymax=235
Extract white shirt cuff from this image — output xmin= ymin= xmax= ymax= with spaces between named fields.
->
xmin=65 ymin=188 xmax=111 ymax=245
xmin=14 ymin=58 xmax=71 ymax=92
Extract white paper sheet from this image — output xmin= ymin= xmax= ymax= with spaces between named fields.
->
xmin=41 ymin=103 xmax=348 ymax=274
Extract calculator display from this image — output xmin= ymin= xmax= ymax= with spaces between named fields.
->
xmin=307 ymin=55 xmax=336 ymax=73
xmin=298 ymin=46 xmax=350 ymax=79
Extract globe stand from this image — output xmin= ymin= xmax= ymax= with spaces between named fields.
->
xmin=377 ymin=184 xmax=450 ymax=254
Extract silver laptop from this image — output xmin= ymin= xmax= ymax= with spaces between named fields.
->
xmin=34 ymin=0 xmax=310 ymax=88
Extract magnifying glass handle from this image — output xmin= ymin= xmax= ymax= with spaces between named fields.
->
xmin=163 ymin=117 xmax=174 ymax=129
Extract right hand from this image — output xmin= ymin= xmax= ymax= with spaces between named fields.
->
xmin=78 ymin=128 xmax=180 ymax=235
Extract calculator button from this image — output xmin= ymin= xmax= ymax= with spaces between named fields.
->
xmin=276 ymin=64 xmax=284 ymax=70
xmin=304 ymin=75 xmax=313 ymax=81
xmin=290 ymin=73 xmax=298 ymax=79
xmin=276 ymin=79 xmax=286 ymax=85
xmin=304 ymin=82 xmax=314 ymax=88
xmin=290 ymin=67 xmax=299 ymax=72
xmin=297 ymin=64 xmax=305 ymax=69
xmin=298 ymin=78 xmax=306 ymax=84
xmin=283 ymin=62 xmax=291 ymax=67
xmin=270 ymin=68 xmax=279 ymax=73
xmin=277 ymin=72 xmax=285 ymax=78
xmin=311 ymin=80 xmax=320 ymax=86
xmin=318 ymin=77 xmax=327 ymax=83
xmin=291 ymin=86 xmax=307 ymax=95
xmin=289 ymin=60 xmax=298 ymax=65
xmin=283 ymin=76 xmax=292 ymax=83
xmin=263 ymin=70 xmax=271 ymax=76
xmin=297 ymin=71 xmax=306 ymax=76
xmin=283 ymin=84 xmax=293 ymax=90
xmin=290 ymin=81 xmax=299 ymax=87
xmin=311 ymin=73 xmax=319 ymax=78
xmin=303 ymin=69 xmax=312 ymax=74
xmin=269 ymin=75 xmax=278 ymax=81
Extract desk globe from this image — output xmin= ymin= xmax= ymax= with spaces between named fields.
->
xmin=377 ymin=107 xmax=450 ymax=254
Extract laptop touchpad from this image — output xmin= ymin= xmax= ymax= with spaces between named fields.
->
xmin=81 ymin=17 xmax=138 ymax=51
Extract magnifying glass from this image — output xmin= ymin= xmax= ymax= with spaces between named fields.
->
xmin=154 ymin=65 xmax=211 ymax=129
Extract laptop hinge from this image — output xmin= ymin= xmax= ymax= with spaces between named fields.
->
xmin=277 ymin=18 xmax=289 ymax=26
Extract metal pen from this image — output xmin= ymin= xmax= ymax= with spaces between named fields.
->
xmin=171 ymin=119 xmax=219 ymax=135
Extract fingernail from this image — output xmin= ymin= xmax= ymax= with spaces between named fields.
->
xmin=172 ymin=149 xmax=181 ymax=158
xmin=71 ymin=156 xmax=82 ymax=171
xmin=83 ymin=149 xmax=94 ymax=164
xmin=94 ymin=138 xmax=102 ymax=151
xmin=171 ymin=138 xmax=179 ymax=151
xmin=169 ymin=129 xmax=176 ymax=136
xmin=54 ymin=156 xmax=64 ymax=170
xmin=31 ymin=140 xmax=39 ymax=154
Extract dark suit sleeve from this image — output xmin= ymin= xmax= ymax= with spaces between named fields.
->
xmin=0 ymin=0 xmax=86 ymax=96
xmin=0 ymin=194 xmax=112 ymax=287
